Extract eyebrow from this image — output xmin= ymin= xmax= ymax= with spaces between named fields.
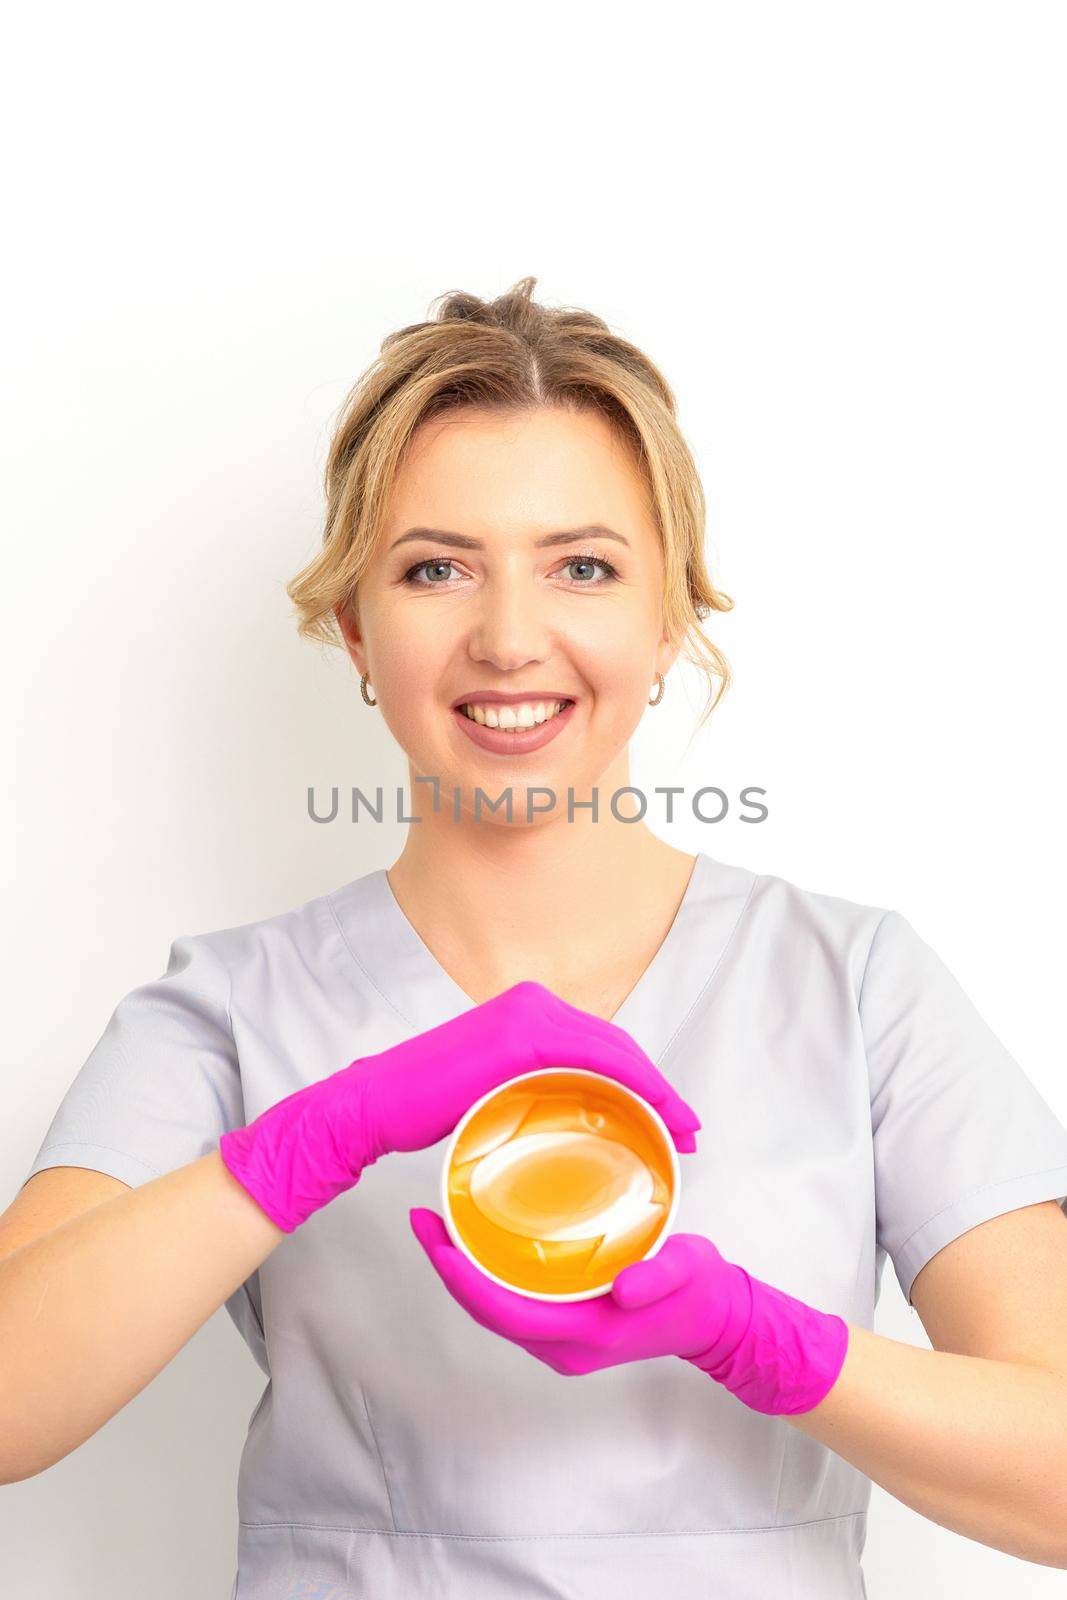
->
xmin=388 ymin=523 xmax=631 ymax=553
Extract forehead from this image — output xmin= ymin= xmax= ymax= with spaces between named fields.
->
xmin=384 ymin=406 xmax=655 ymax=539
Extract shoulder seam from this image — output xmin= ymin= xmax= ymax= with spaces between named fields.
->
xmin=857 ymin=909 xmax=893 ymax=1014
xmin=187 ymin=931 xmax=235 ymax=1035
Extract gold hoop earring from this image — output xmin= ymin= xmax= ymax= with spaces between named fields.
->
xmin=648 ymin=672 xmax=665 ymax=706
xmin=360 ymin=672 xmax=377 ymax=707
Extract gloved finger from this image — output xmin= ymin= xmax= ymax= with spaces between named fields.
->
xmin=611 ymin=1236 xmax=695 ymax=1309
xmin=496 ymin=983 xmax=703 ymax=1140
xmin=554 ymin=1023 xmax=703 ymax=1141
xmin=431 ymin=1248 xmax=581 ymax=1342
xmin=409 ymin=1208 xmax=587 ymax=1341
xmin=516 ymin=1339 xmax=604 ymax=1377
xmin=409 ymin=1206 xmax=452 ymax=1255
xmin=540 ymin=995 xmax=671 ymax=1078
xmin=409 ymin=1209 xmax=507 ymax=1336
xmin=538 ymin=1020 xmax=702 ymax=1144
xmin=541 ymin=988 xmax=669 ymax=1066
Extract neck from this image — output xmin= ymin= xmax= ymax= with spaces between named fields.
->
xmin=383 ymin=761 xmax=696 ymax=999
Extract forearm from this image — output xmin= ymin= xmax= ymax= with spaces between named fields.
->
xmin=786 ymin=1324 xmax=1067 ymax=1569
xmin=0 ymin=1151 xmax=282 ymax=1484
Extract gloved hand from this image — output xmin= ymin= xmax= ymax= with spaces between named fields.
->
xmin=410 ymin=1214 xmax=850 ymax=1417
xmin=219 ymin=980 xmax=702 ymax=1235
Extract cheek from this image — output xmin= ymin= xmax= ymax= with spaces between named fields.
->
xmin=368 ymin=613 xmax=449 ymax=707
xmin=360 ymin=646 xmax=449 ymax=763
xmin=571 ymin=627 xmax=660 ymax=715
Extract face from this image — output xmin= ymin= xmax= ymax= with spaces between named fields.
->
xmin=336 ymin=404 xmax=679 ymax=823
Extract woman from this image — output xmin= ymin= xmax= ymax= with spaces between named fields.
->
xmin=8 ymin=278 xmax=1067 ymax=1598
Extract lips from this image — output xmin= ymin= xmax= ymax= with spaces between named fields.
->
xmin=458 ymin=699 xmax=573 ymax=729
xmin=450 ymin=693 xmax=578 ymax=710
xmin=450 ymin=698 xmax=577 ymax=755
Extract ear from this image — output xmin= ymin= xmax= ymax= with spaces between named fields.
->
xmin=654 ymin=635 xmax=682 ymax=679
xmin=334 ymin=598 xmax=367 ymax=676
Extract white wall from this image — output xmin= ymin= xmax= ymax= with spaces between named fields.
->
xmin=3 ymin=2 xmax=1065 ymax=1593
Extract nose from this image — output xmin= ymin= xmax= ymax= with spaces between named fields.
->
xmin=465 ymin=562 xmax=555 ymax=671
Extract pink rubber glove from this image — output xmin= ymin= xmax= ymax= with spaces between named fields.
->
xmin=219 ymin=980 xmax=702 ymax=1234
xmin=410 ymin=1214 xmax=850 ymax=1417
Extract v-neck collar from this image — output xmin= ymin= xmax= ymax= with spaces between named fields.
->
xmin=329 ymin=849 xmax=757 ymax=1066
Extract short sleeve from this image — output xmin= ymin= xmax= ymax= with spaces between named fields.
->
xmin=23 ymin=933 xmax=245 ymax=1191
xmin=861 ymin=909 xmax=1067 ymax=1306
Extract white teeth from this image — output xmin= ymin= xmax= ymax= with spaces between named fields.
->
xmin=460 ymin=699 xmax=569 ymax=728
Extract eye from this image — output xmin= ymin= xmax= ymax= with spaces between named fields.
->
xmin=400 ymin=551 xmax=622 ymax=588
xmin=402 ymin=556 xmax=461 ymax=586
xmin=559 ymin=552 xmax=621 ymax=586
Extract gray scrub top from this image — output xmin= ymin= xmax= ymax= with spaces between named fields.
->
xmin=24 ymin=851 xmax=1067 ymax=1599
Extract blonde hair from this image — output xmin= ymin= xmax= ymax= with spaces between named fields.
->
xmin=287 ymin=276 xmax=734 ymax=730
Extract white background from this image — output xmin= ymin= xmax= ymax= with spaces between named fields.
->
xmin=2 ymin=2 xmax=1066 ymax=1593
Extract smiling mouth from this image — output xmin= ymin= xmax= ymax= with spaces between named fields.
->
xmin=457 ymin=699 xmax=575 ymax=729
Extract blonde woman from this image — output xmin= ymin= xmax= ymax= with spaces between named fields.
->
xmin=5 ymin=279 xmax=1067 ymax=1599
